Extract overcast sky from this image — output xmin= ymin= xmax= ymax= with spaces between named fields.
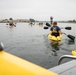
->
xmin=0 ymin=0 xmax=76 ymax=21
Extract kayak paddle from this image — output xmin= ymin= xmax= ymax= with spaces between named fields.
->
xmin=14 ymin=24 xmax=16 ymax=27
xmin=46 ymin=22 xmax=51 ymax=27
xmin=61 ymin=27 xmax=71 ymax=30
xmin=43 ymin=26 xmax=49 ymax=29
xmin=46 ymin=22 xmax=72 ymax=29
xmin=64 ymin=33 xmax=75 ymax=41
xmin=65 ymin=27 xmax=71 ymax=30
xmin=46 ymin=22 xmax=71 ymax=29
xmin=44 ymin=26 xmax=72 ymax=30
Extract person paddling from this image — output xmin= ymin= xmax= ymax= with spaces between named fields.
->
xmin=50 ymin=21 xmax=63 ymax=37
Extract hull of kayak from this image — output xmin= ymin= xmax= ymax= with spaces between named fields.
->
xmin=0 ymin=51 xmax=57 ymax=75
xmin=48 ymin=33 xmax=62 ymax=42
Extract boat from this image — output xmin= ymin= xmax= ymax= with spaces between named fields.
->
xmin=39 ymin=22 xmax=43 ymax=26
xmin=72 ymin=50 xmax=76 ymax=56
xmin=1 ymin=42 xmax=76 ymax=75
xmin=48 ymin=33 xmax=62 ymax=42
xmin=9 ymin=24 xmax=14 ymax=28
xmin=57 ymin=50 xmax=76 ymax=65
xmin=0 ymin=43 xmax=57 ymax=75
xmin=8 ymin=18 xmax=16 ymax=28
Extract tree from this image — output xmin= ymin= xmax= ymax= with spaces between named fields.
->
xmin=29 ymin=18 xmax=35 ymax=22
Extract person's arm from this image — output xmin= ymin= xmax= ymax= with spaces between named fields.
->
xmin=59 ymin=30 xmax=64 ymax=34
xmin=58 ymin=26 xmax=64 ymax=34
xmin=50 ymin=27 xmax=53 ymax=34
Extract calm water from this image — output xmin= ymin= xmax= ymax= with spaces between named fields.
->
xmin=0 ymin=22 xmax=76 ymax=69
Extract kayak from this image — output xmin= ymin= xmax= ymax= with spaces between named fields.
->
xmin=48 ymin=33 xmax=62 ymax=42
xmin=0 ymin=42 xmax=58 ymax=75
xmin=72 ymin=50 xmax=76 ymax=56
xmin=9 ymin=24 xmax=16 ymax=28
xmin=0 ymin=51 xmax=57 ymax=75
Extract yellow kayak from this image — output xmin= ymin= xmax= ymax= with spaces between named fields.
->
xmin=0 ymin=43 xmax=57 ymax=75
xmin=0 ymin=51 xmax=57 ymax=75
xmin=48 ymin=33 xmax=62 ymax=42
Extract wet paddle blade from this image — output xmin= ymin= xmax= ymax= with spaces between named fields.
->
xmin=67 ymin=35 xmax=75 ymax=40
xmin=46 ymin=22 xmax=50 ymax=27
xmin=44 ymin=26 xmax=49 ymax=29
xmin=65 ymin=27 xmax=71 ymax=30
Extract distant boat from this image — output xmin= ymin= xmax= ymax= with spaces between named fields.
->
xmin=9 ymin=18 xmax=14 ymax=26
xmin=8 ymin=19 xmax=16 ymax=27
xmin=29 ymin=22 xmax=35 ymax=25
xmin=38 ymin=22 xmax=43 ymax=26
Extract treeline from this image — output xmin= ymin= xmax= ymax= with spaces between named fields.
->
xmin=68 ymin=19 xmax=76 ymax=23
xmin=0 ymin=18 xmax=37 ymax=23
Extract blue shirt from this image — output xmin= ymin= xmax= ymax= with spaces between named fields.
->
xmin=50 ymin=26 xmax=60 ymax=32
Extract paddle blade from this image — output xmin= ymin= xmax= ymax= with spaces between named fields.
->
xmin=46 ymin=22 xmax=50 ymax=27
xmin=67 ymin=35 xmax=75 ymax=40
xmin=65 ymin=27 xmax=71 ymax=30
xmin=44 ymin=26 xmax=49 ymax=29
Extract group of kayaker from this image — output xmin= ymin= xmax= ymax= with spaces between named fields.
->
xmin=50 ymin=21 xmax=63 ymax=37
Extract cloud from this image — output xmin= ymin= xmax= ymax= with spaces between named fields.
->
xmin=0 ymin=0 xmax=76 ymax=21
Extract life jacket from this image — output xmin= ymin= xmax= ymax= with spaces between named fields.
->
xmin=52 ymin=27 xmax=58 ymax=33
xmin=9 ymin=20 xmax=13 ymax=26
xmin=51 ymin=26 xmax=60 ymax=37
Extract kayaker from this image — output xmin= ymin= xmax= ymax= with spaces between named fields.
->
xmin=9 ymin=18 xmax=15 ymax=27
xmin=50 ymin=21 xmax=63 ymax=37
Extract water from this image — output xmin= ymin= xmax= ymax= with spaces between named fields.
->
xmin=0 ymin=22 xmax=76 ymax=69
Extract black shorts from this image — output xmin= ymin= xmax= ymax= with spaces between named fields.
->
xmin=51 ymin=32 xmax=60 ymax=37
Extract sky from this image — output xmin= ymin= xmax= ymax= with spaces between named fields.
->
xmin=0 ymin=0 xmax=76 ymax=21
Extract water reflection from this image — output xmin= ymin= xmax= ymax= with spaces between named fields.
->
xmin=51 ymin=42 xmax=60 ymax=50
xmin=67 ymin=39 xmax=75 ymax=45
xmin=50 ymin=41 xmax=60 ymax=56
